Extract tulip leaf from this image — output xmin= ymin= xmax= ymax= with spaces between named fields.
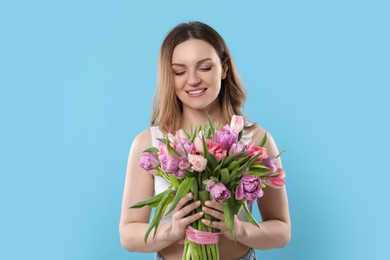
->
xmin=142 ymin=147 xmax=159 ymax=154
xmin=144 ymin=187 xmax=173 ymax=243
xmin=223 ymin=197 xmax=236 ymax=241
xmin=165 ymin=177 xmax=195 ymax=216
xmin=243 ymin=201 xmax=260 ymax=228
xmin=224 ymin=146 xmax=247 ymax=166
xmin=207 ymin=152 xmax=218 ymax=170
xmin=237 ymin=130 xmax=243 ymax=141
xmin=221 ymin=168 xmax=230 ymax=185
xmin=206 ymin=113 xmax=215 ymax=136
xmin=276 ymin=149 xmax=286 ymax=158
xmin=259 ymin=132 xmax=268 ymax=147
xmin=129 ymin=189 xmax=171 ymax=209
xmin=202 ymin=133 xmax=210 ymax=158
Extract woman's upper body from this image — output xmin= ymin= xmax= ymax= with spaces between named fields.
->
xmin=119 ymin=21 xmax=290 ymax=260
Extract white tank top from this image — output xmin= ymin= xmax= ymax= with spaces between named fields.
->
xmin=150 ymin=125 xmax=254 ymax=223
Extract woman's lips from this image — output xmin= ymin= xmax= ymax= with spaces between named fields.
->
xmin=186 ymin=88 xmax=207 ymax=97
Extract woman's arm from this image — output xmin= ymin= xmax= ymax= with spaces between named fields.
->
xmin=119 ymin=129 xmax=203 ymax=252
xmin=239 ymin=127 xmax=291 ymax=249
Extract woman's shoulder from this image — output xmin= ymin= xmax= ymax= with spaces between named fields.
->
xmin=130 ymin=128 xmax=153 ymax=152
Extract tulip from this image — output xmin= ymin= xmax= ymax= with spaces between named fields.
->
xmin=236 ymin=174 xmax=264 ymax=203
xmin=139 ymin=152 xmax=160 ymax=171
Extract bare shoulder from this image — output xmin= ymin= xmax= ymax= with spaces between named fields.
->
xmin=129 ymin=128 xmax=153 ymax=156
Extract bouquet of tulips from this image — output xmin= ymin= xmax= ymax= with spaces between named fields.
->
xmin=131 ymin=115 xmax=286 ymax=260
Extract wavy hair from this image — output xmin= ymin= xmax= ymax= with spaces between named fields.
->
xmin=151 ymin=21 xmax=252 ymax=133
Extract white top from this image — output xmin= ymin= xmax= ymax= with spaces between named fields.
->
xmin=150 ymin=125 xmax=254 ymax=223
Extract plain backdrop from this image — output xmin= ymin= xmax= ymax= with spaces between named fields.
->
xmin=1 ymin=0 xmax=389 ymax=259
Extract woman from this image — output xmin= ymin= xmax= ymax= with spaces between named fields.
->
xmin=119 ymin=21 xmax=290 ymax=260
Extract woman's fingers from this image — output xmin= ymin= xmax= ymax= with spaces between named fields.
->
xmin=182 ymin=211 xmax=204 ymax=226
xmin=176 ymin=200 xmax=201 ymax=219
xmin=174 ymin=192 xmax=194 ymax=213
xmin=202 ymin=205 xmax=224 ymax=220
xmin=204 ymin=200 xmax=223 ymax=211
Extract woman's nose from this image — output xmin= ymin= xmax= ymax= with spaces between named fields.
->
xmin=188 ymin=72 xmax=201 ymax=87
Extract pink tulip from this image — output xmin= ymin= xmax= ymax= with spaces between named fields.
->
xmin=236 ymin=174 xmax=264 ymax=203
xmin=264 ymin=168 xmax=285 ymax=189
xmin=206 ymin=139 xmax=226 ymax=161
xmin=194 ymin=133 xmax=204 ymax=154
xmin=230 ymin=115 xmax=244 ymax=132
xmin=247 ymin=143 xmax=268 ymax=162
xmin=188 ymin=154 xmax=207 ymax=172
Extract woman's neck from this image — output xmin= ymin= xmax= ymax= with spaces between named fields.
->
xmin=180 ymin=106 xmax=223 ymax=133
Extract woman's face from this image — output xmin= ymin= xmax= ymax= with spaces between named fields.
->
xmin=171 ymin=39 xmax=227 ymax=112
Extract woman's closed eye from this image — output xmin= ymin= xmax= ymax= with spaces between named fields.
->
xmin=173 ymin=70 xmax=186 ymax=76
xmin=199 ymin=66 xmax=212 ymax=72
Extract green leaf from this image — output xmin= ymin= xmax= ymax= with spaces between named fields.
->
xmin=237 ymin=130 xmax=243 ymax=141
xmin=144 ymin=187 xmax=173 ymax=243
xmin=142 ymin=147 xmax=159 ymax=154
xmin=206 ymin=152 xmax=218 ymax=170
xmin=276 ymin=149 xmax=286 ymax=158
xmin=129 ymin=189 xmax=171 ymax=209
xmin=224 ymin=146 xmax=247 ymax=166
xmin=243 ymin=201 xmax=260 ymax=228
xmin=165 ymin=177 xmax=195 ymax=215
xmin=220 ymin=168 xmax=230 ymax=185
xmin=201 ymin=133 xmax=210 ymax=158
xmin=259 ymin=132 xmax=268 ymax=147
xmin=222 ymin=197 xmax=236 ymax=241
xmin=206 ymin=113 xmax=215 ymax=136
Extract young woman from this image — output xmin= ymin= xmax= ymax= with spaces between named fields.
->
xmin=119 ymin=21 xmax=290 ymax=260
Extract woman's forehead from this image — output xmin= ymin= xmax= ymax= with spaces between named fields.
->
xmin=172 ymin=39 xmax=219 ymax=64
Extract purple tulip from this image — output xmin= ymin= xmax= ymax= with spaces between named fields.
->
xmin=176 ymin=137 xmax=195 ymax=156
xmin=174 ymin=169 xmax=187 ymax=179
xmin=207 ymin=182 xmax=231 ymax=202
xmin=215 ymin=125 xmax=238 ymax=150
xmin=139 ymin=152 xmax=160 ymax=171
xmin=178 ymin=156 xmax=191 ymax=171
xmin=236 ymin=175 xmax=264 ymax=203
xmin=261 ymin=157 xmax=278 ymax=172
xmin=158 ymin=154 xmax=180 ymax=174
xmin=228 ymin=141 xmax=248 ymax=158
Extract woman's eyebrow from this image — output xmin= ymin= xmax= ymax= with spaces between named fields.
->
xmin=171 ymin=58 xmax=213 ymax=67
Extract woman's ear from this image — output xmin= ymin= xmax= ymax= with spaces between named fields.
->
xmin=222 ymin=61 xmax=229 ymax=80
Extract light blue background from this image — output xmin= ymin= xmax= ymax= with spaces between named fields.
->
xmin=1 ymin=0 xmax=389 ymax=259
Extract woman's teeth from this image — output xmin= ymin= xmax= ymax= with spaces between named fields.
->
xmin=187 ymin=89 xmax=206 ymax=95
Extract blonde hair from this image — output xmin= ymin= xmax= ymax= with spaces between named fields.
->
xmin=151 ymin=21 xmax=252 ymax=133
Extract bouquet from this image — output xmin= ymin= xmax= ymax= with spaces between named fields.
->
xmin=130 ymin=115 xmax=286 ymax=260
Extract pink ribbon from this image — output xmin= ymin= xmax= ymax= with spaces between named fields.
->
xmin=183 ymin=226 xmax=221 ymax=245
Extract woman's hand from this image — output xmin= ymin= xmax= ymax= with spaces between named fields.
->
xmin=201 ymin=200 xmax=246 ymax=241
xmin=167 ymin=193 xmax=204 ymax=241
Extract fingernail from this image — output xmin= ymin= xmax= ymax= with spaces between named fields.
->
xmin=202 ymin=206 xmax=207 ymax=211
xmin=199 ymin=212 xmax=204 ymax=216
xmin=188 ymin=193 xmax=193 ymax=198
xmin=195 ymin=201 xmax=201 ymax=206
xmin=205 ymin=201 xmax=210 ymax=206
